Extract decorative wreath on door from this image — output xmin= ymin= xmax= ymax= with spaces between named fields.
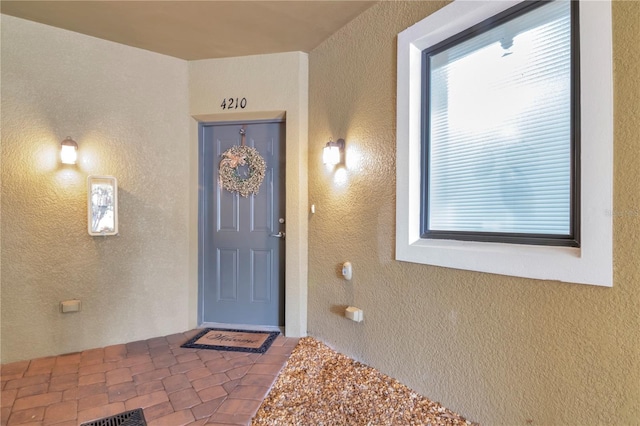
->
xmin=219 ymin=126 xmax=266 ymax=197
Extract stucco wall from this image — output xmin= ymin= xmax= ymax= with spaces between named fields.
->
xmin=308 ymin=2 xmax=639 ymax=425
xmin=188 ymin=53 xmax=308 ymax=337
xmin=1 ymin=15 xmax=191 ymax=363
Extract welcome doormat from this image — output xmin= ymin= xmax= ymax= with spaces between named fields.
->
xmin=181 ymin=328 xmax=280 ymax=354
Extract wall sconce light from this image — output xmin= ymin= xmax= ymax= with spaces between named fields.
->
xmin=60 ymin=137 xmax=78 ymax=164
xmin=322 ymin=138 xmax=345 ymax=166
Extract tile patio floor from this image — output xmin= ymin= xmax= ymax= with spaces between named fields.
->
xmin=0 ymin=329 xmax=299 ymax=426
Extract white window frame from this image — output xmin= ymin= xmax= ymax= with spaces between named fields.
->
xmin=395 ymin=0 xmax=613 ymax=287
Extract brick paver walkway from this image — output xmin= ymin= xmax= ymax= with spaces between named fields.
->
xmin=0 ymin=329 xmax=298 ymax=425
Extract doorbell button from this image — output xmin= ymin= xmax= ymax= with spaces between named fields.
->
xmin=342 ymin=262 xmax=353 ymax=280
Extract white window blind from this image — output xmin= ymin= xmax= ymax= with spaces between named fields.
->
xmin=426 ymin=1 xmax=573 ymax=237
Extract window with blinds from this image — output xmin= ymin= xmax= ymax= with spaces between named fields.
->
xmin=421 ymin=0 xmax=578 ymax=246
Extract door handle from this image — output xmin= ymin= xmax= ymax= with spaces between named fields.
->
xmin=270 ymin=231 xmax=285 ymax=239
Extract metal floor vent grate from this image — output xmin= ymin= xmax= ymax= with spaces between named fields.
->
xmin=80 ymin=408 xmax=147 ymax=426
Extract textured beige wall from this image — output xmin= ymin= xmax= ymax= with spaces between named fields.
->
xmin=308 ymin=2 xmax=640 ymax=424
xmin=189 ymin=53 xmax=308 ymax=337
xmin=1 ymin=15 xmax=190 ymax=363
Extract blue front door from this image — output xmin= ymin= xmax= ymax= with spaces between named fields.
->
xmin=200 ymin=121 xmax=285 ymax=326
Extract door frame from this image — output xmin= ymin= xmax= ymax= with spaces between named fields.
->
xmin=189 ymin=110 xmax=308 ymax=338
xmin=197 ymin=118 xmax=286 ymax=329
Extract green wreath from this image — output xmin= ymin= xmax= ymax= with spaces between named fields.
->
xmin=219 ymin=145 xmax=266 ymax=197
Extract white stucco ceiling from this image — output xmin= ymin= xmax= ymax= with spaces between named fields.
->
xmin=0 ymin=1 xmax=376 ymax=60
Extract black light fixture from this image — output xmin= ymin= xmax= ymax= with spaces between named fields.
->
xmin=60 ymin=137 xmax=78 ymax=164
xmin=322 ymin=138 xmax=345 ymax=165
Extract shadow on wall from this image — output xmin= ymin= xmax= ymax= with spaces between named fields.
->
xmin=330 ymin=304 xmax=350 ymax=318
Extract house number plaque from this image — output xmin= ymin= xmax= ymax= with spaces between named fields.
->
xmin=220 ymin=97 xmax=247 ymax=110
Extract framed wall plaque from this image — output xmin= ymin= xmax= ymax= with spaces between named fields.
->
xmin=88 ymin=176 xmax=118 ymax=236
